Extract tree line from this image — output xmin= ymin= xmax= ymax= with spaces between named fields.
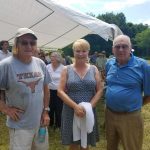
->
xmin=62 ymin=12 xmax=150 ymax=58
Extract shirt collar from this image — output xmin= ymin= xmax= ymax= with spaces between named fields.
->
xmin=114 ymin=53 xmax=134 ymax=67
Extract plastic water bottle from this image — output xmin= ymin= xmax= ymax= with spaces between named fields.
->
xmin=38 ymin=127 xmax=46 ymax=143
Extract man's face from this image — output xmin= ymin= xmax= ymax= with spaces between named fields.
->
xmin=112 ymin=37 xmax=131 ymax=65
xmin=2 ymin=42 xmax=9 ymax=51
xmin=17 ymin=34 xmax=37 ymax=58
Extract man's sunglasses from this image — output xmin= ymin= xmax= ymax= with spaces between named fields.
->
xmin=18 ymin=40 xmax=36 ymax=46
xmin=113 ymin=44 xmax=129 ymax=50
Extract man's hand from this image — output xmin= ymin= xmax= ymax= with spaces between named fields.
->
xmin=4 ymin=106 xmax=24 ymax=121
xmin=40 ymin=111 xmax=50 ymax=126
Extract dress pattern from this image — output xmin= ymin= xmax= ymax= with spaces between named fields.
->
xmin=61 ymin=65 xmax=99 ymax=146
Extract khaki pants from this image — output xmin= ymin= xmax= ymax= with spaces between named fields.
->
xmin=9 ymin=127 xmax=49 ymax=150
xmin=105 ymin=108 xmax=143 ymax=150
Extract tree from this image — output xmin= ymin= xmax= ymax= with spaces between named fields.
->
xmin=97 ymin=12 xmax=127 ymax=33
xmin=97 ymin=12 xmax=148 ymax=39
xmin=126 ymin=23 xmax=148 ymax=38
xmin=135 ymin=29 xmax=150 ymax=56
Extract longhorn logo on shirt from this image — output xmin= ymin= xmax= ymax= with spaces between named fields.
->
xmin=18 ymin=78 xmax=41 ymax=93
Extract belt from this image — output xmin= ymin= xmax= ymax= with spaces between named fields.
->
xmin=106 ymin=106 xmax=141 ymax=114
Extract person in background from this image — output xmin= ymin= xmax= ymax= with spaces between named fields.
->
xmin=105 ymin=35 xmax=150 ymax=150
xmin=39 ymin=50 xmax=50 ymax=65
xmin=89 ymin=51 xmax=98 ymax=65
xmin=33 ymin=48 xmax=51 ymax=65
xmin=60 ymin=53 xmax=66 ymax=65
xmin=33 ymin=47 xmax=41 ymax=58
xmin=46 ymin=51 xmax=64 ymax=129
xmin=0 ymin=40 xmax=12 ymax=61
xmin=101 ymin=51 xmax=107 ymax=81
xmin=0 ymin=41 xmax=12 ymax=103
xmin=58 ymin=39 xmax=103 ymax=150
xmin=96 ymin=52 xmax=107 ymax=81
xmin=0 ymin=28 xmax=51 ymax=150
xmin=61 ymin=53 xmax=73 ymax=65
xmin=65 ymin=55 xmax=73 ymax=65
xmin=45 ymin=52 xmax=51 ymax=64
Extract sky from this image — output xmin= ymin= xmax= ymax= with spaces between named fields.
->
xmin=56 ymin=0 xmax=150 ymax=25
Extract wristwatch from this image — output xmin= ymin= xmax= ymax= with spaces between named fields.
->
xmin=44 ymin=107 xmax=50 ymax=112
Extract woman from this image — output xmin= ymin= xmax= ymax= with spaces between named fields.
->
xmin=58 ymin=39 xmax=103 ymax=150
xmin=47 ymin=52 xmax=64 ymax=129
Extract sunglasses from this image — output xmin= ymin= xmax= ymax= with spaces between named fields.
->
xmin=18 ymin=40 xmax=36 ymax=46
xmin=113 ymin=44 xmax=129 ymax=50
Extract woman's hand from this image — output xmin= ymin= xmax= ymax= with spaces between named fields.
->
xmin=74 ymin=104 xmax=86 ymax=118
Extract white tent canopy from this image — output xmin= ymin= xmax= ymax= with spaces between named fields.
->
xmin=0 ymin=0 xmax=122 ymax=49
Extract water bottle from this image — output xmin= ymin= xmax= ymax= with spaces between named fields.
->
xmin=38 ymin=127 xmax=46 ymax=143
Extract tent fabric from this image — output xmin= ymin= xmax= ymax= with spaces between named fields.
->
xmin=0 ymin=0 xmax=122 ymax=49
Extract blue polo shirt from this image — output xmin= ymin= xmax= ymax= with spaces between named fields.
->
xmin=105 ymin=54 xmax=150 ymax=112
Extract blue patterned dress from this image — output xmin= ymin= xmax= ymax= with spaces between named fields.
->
xmin=61 ymin=65 xmax=99 ymax=146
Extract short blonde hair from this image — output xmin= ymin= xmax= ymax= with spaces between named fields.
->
xmin=72 ymin=39 xmax=90 ymax=51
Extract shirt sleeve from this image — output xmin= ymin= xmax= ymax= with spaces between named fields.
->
xmin=43 ymin=63 xmax=52 ymax=85
xmin=142 ymin=61 xmax=150 ymax=96
xmin=0 ymin=61 xmax=8 ymax=89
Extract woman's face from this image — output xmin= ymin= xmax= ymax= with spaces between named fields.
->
xmin=50 ymin=53 xmax=59 ymax=64
xmin=73 ymin=49 xmax=89 ymax=60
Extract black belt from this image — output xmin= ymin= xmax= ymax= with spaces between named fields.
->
xmin=106 ymin=106 xmax=141 ymax=114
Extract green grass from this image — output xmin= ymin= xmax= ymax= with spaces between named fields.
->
xmin=1 ymin=100 xmax=150 ymax=150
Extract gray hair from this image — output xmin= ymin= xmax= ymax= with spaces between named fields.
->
xmin=113 ymin=35 xmax=132 ymax=48
xmin=50 ymin=51 xmax=62 ymax=63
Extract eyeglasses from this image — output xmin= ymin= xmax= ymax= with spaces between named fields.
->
xmin=18 ymin=40 xmax=36 ymax=46
xmin=113 ymin=44 xmax=129 ymax=50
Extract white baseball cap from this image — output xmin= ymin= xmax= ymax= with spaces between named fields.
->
xmin=15 ymin=28 xmax=37 ymax=39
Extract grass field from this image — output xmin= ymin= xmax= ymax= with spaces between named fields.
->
xmin=1 ymin=98 xmax=150 ymax=150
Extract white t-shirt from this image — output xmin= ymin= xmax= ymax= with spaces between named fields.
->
xmin=0 ymin=50 xmax=12 ymax=61
xmin=46 ymin=63 xmax=64 ymax=90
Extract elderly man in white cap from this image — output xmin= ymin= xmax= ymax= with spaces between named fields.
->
xmin=0 ymin=28 xmax=51 ymax=150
